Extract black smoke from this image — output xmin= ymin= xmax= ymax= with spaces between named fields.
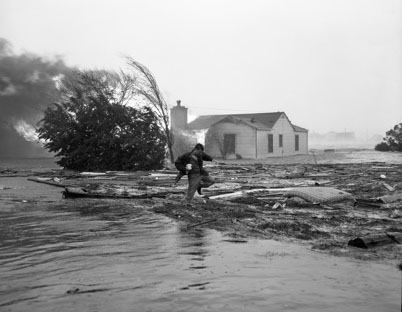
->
xmin=0 ymin=38 xmax=73 ymax=157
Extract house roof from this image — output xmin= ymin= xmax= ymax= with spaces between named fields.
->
xmin=188 ymin=112 xmax=285 ymax=130
xmin=211 ymin=116 xmax=271 ymax=130
xmin=293 ymin=125 xmax=308 ymax=132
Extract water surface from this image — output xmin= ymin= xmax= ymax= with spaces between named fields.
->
xmin=0 ymin=167 xmax=400 ymax=311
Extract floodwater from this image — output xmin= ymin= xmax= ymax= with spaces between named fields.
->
xmin=0 ymin=158 xmax=401 ymax=311
xmin=325 ymin=150 xmax=402 ymax=164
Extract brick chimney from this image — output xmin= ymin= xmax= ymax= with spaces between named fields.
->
xmin=170 ymin=100 xmax=188 ymax=130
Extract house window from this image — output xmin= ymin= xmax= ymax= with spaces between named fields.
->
xmin=224 ymin=134 xmax=236 ymax=155
xmin=295 ymin=135 xmax=299 ymax=151
xmin=268 ymin=134 xmax=273 ymax=153
xmin=279 ymin=134 xmax=283 ymax=148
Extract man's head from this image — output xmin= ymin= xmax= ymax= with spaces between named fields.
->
xmin=194 ymin=143 xmax=204 ymax=151
xmin=192 ymin=143 xmax=204 ymax=156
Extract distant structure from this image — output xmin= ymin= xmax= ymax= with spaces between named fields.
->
xmin=170 ymin=100 xmax=188 ymax=130
xmin=170 ymin=101 xmax=308 ymax=159
xmin=309 ymin=131 xmax=357 ymax=148
xmin=328 ymin=131 xmax=356 ymax=141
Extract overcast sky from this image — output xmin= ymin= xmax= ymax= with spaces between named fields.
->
xmin=1 ymin=0 xmax=401 ymax=138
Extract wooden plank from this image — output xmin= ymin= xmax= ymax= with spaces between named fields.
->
xmin=382 ymin=182 xmax=395 ymax=192
xmin=209 ymin=188 xmax=292 ymax=200
xmin=348 ymin=232 xmax=402 ymax=249
xmin=28 ymin=177 xmax=66 ymax=188
xmin=379 ymin=193 xmax=402 ymax=203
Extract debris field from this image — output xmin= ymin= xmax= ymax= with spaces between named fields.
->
xmin=20 ymin=160 xmax=402 ymax=264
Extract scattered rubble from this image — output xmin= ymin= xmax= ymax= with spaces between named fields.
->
xmin=4 ymin=160 xmax=402 ymax=263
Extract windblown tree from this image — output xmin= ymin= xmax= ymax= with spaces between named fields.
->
xmin=126 ymin=57 xmax=175 ymax=163
xmin=37 ymin=70 xmax=167 ymax=171
xmin=375 ymin=123 xmax=402 ymax=152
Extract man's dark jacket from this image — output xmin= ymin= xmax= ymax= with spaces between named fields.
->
xmin=174 ymin=151 xmax=213 ymax=175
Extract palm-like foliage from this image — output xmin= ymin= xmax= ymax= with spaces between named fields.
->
xmin=126 ymin=57 xmax=175 ymax=162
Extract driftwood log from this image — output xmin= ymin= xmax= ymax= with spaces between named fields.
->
xmin=209 ymin=188 xmax=291 ymax=200
xmin=27 ymin=177 xmax=66 ymax=188
xmin=348 ymin=232 xmax=402 ymax=249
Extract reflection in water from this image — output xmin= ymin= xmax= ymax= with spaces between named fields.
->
xmin=178 ymin=227 xmax=208 ymax=261
xmin=0 ymin=177 xmax=400 ymax=312
xmin=177 ymin=227 xmax=210 ymax=288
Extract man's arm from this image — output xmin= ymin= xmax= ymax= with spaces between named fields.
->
xmin=175 ymin=153 xmax=188 ymax=172
xmin=201 ymin=152 xmax=213 ymax=162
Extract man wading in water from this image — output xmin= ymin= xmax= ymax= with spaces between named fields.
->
xmin=174 ymin=143 xmax=216 ymax=205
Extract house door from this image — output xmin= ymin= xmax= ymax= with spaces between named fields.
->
xmin=224 ymin=134 xmax=236 ymax=156
xmin=268 ymin=134 xmax=273 ymax=153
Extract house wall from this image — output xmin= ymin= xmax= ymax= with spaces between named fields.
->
xmin=255 ymin=115 xmax=299 ymax=157
xmin=204 ymin=114 xmax=309 ymax=159
xmin=255 ymin=130 xmax=267 ymax=158
xmin=205 ymin=122 xmax=257 ymax=159
xmin=295 ymin=131 xmax=308 ymax=155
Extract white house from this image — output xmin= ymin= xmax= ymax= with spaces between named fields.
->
xmin=170 ymin=102 xmax=308 ymax=159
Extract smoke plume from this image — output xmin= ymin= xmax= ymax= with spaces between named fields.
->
xmin=0 ymin=38 xmax=72 ymax=157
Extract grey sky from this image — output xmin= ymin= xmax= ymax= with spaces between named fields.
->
xmin=1 ymin=0 xmax=401 ymax=137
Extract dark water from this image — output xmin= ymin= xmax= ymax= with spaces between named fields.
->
xmin=0 ymin=157 xmax=61 ymax=170
xmin=0 ymin=159 xmax=401 ymax=311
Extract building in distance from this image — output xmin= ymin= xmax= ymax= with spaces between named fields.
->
xmin=170 ymin=101 xmax=308 ymax=159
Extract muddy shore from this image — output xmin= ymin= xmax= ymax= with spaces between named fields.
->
xmin=1 ymin=149 xmax=402 ymax=266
